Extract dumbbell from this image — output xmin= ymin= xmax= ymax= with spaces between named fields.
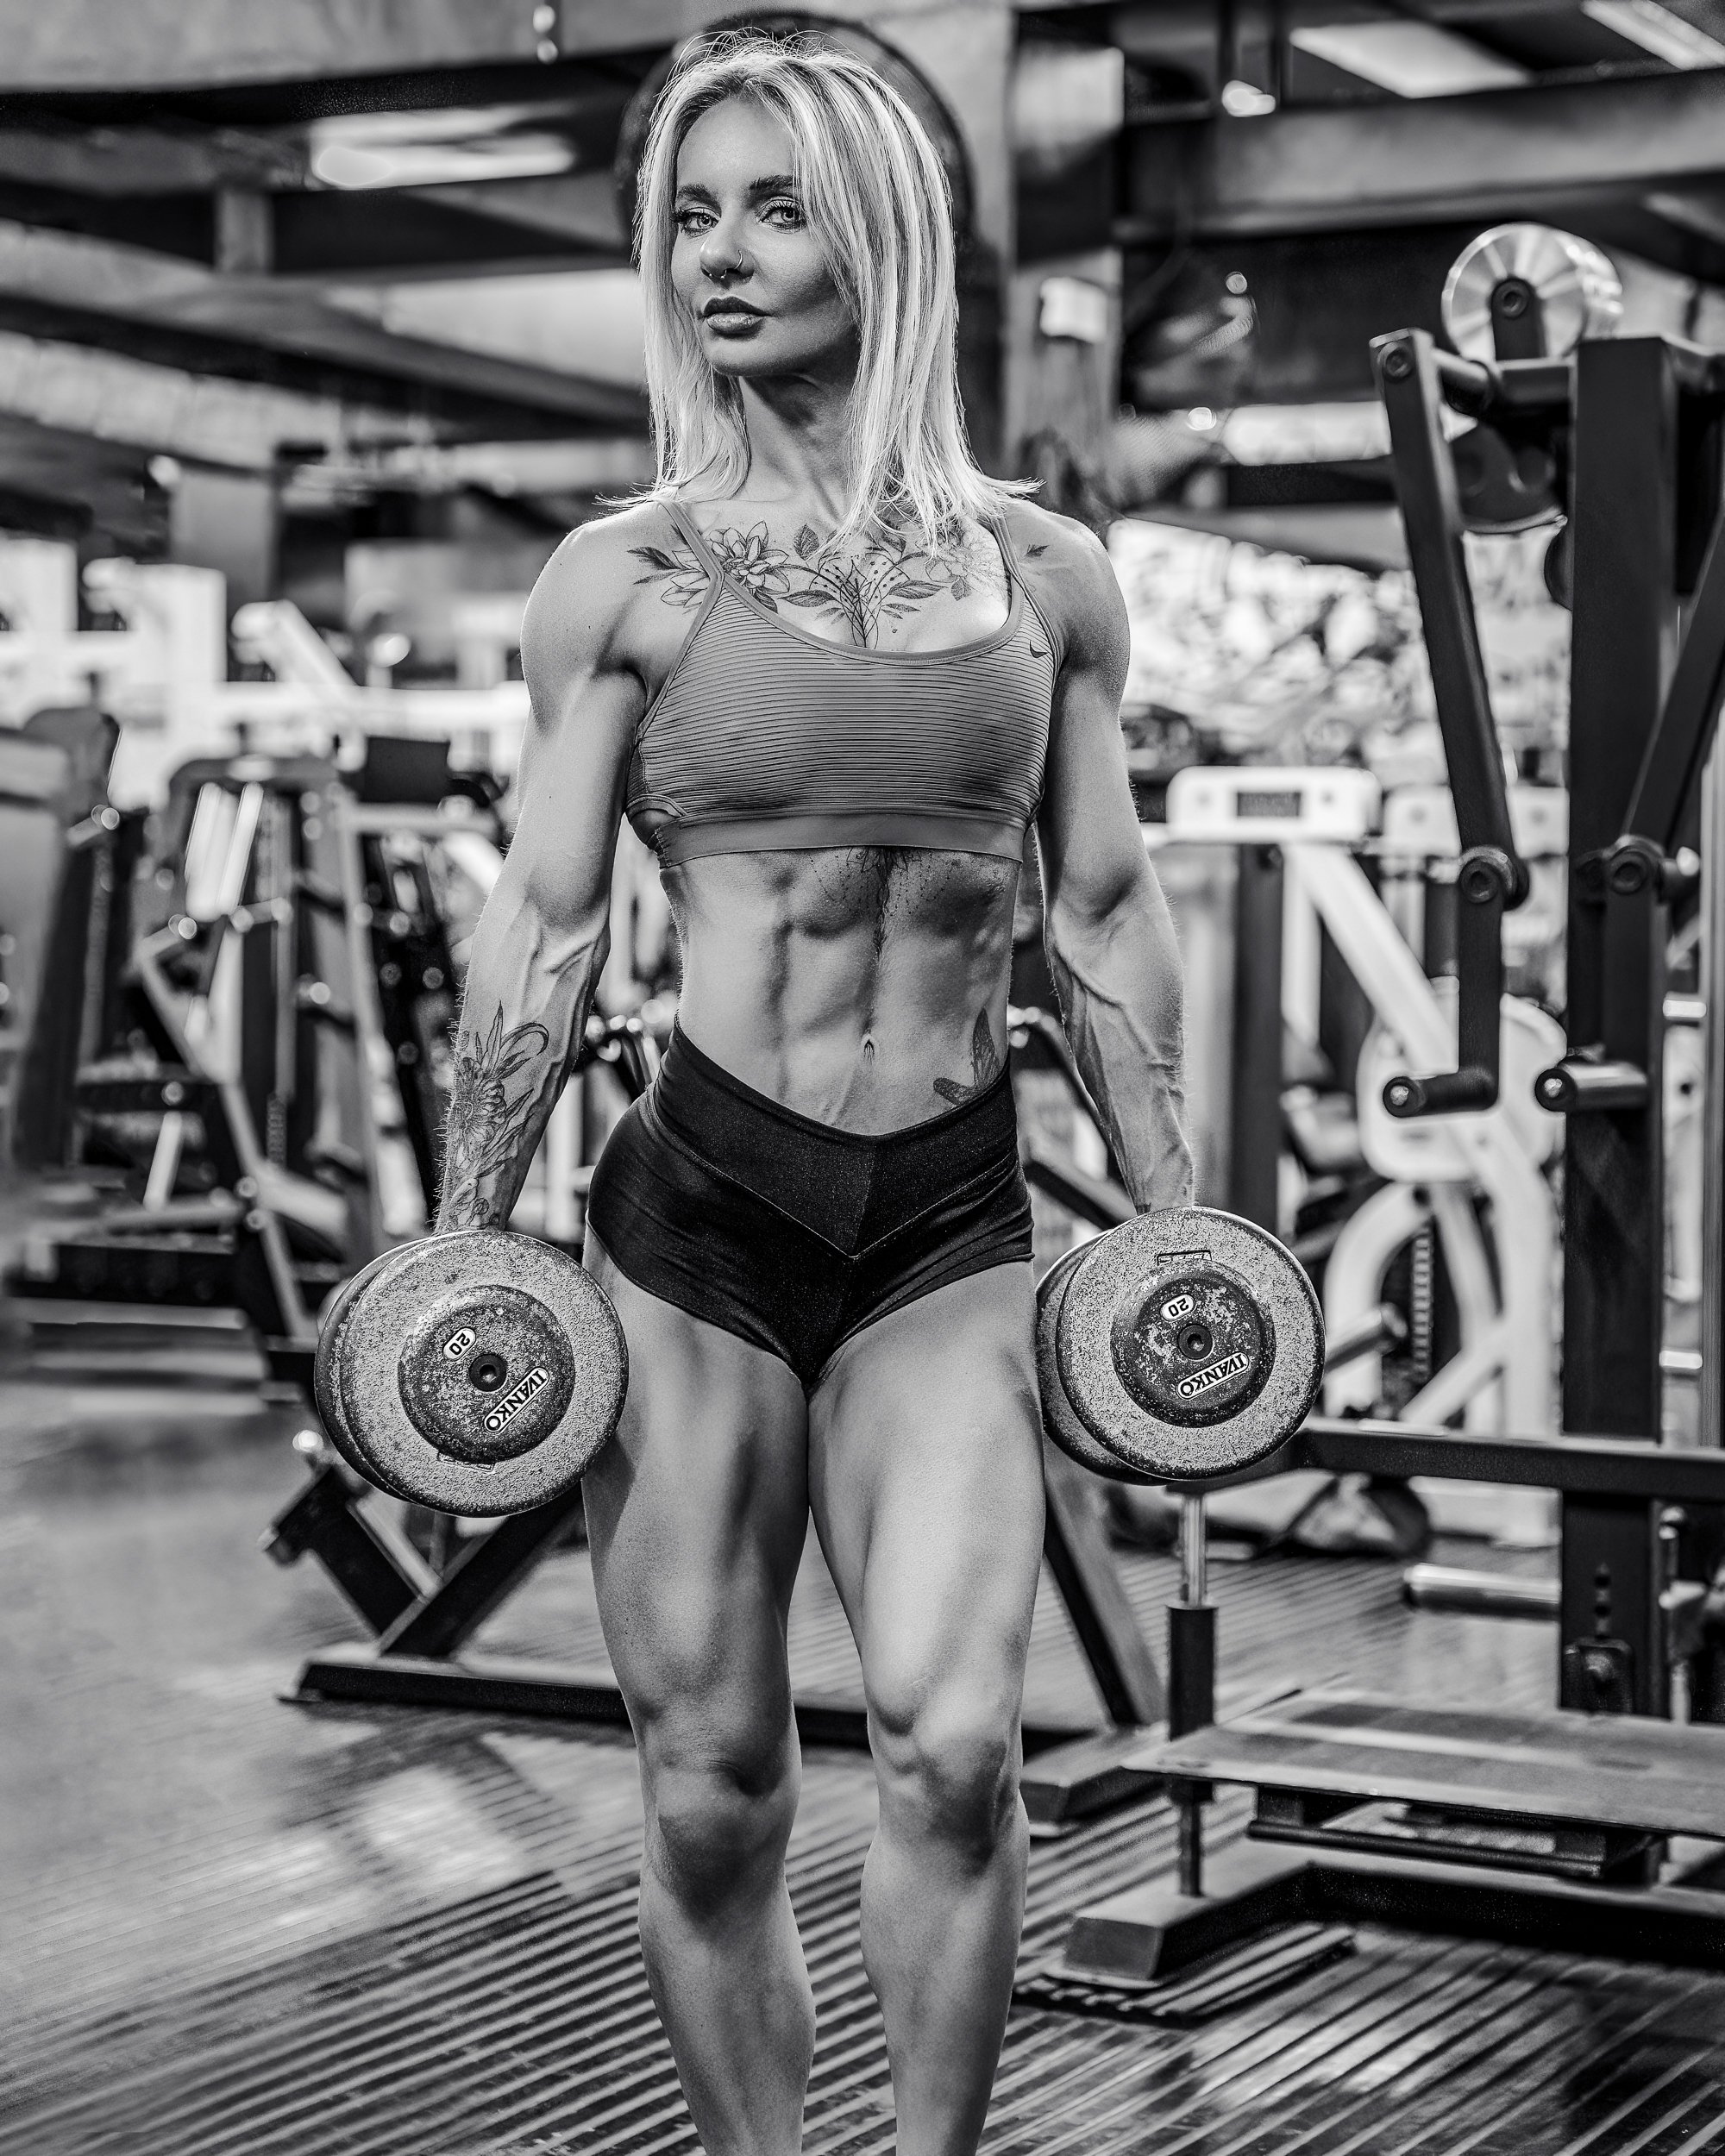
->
xmin=314 ymin=1230 xmax=628 ymax=1517
xmin=1037 ymin=1206 xmax=1323 ymax=1484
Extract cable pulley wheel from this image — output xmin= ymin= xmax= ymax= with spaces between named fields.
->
xmin=1441 ymin=223 xmax=1622 ymax=363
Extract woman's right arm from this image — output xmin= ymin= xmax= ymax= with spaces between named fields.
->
xmin=435 ymin=523 xmax=646 ymax=1234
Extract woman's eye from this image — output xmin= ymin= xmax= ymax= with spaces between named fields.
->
xmin=762 ymin=199 xmax=803 ymax=227
xmin=674 ymin=207 xmax=714 ymax=235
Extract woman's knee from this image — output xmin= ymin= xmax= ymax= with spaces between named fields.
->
xmin=869 ymin=1686 xmax=1021 ymax=1860
xmin=641 ymin=1720 xmax=800 ymax=1912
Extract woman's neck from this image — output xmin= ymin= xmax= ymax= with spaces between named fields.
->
xmin=734 ymin=367 xmax=856 ymax=512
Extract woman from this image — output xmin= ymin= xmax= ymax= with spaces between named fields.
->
xmin=436 ymin=29 xmax=1190 ymax=2156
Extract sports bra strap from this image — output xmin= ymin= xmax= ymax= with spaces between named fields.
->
xmin=664 ymin=498 xmax=724 ymax=581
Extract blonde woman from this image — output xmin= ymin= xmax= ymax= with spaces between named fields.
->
xmin=436 ymin=29 xmax=1190 ymax=2156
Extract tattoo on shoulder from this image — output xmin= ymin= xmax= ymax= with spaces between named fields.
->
xmin=440 ymin=1010 xmax=551 ymax=1228
xmin=630 ymin=512 xmax=1003 ymax=649
xmin=934 ymin=1009 xmax=1005 ymax=1106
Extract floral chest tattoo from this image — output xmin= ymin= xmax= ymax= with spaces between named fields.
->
xmin=630 ymin=516 xmax=1006 ymax=650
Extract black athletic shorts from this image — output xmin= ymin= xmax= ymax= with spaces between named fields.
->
xmin=586 ymin=1024 xmax=1033 ymax=1387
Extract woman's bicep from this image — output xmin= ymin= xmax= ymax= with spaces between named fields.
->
xmin=506 ymin=538 xmax=647 ymax=937
xmin=1035 ymin=548 xmax=1145 ymax=926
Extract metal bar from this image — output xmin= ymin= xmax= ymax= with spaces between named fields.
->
xmin=1021 ymin=1143 xmax=1134 ymax=1231
xmin=1373 ymin=331 xmax=1524 ymax=883
xmin=1120 ymin=67 xmax=1725 ymax=241
xmin=261 ymin=1466 xmax=432 ymax=1635
xmin=1039 ymin=1442 xmax=1165 ymax=1727
xmin=1064 ymin=1840 xmax=1725 ymax=1981
xmin=1277 ymin=1418 xmax=1725 ymax=1502
xmin=380 ymin=1487 xmax=588 ymax=1658
xmin=1559 ymin=1494 xmax=1665 ymax=1714
xmin=1705 ymin=749 xmax=1725 ymax=1454
xmin=290 ymin=1645 xmax=1096 ymax=1756
xmin=1227 ymin=843 xmax=1283 ymax=1228
xmin=1402 ymin=1564 xmax=1559 ymax=1620
xmin=1325 ymin=1302 xmax=1408 ymax=1373
xmin=1623 ymin=498 xmax=1725 ymax=849
xmin=1563 ymin=338 xmax=1681 ymax=1443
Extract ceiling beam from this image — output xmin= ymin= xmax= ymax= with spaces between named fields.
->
xmin=0 ymin=0 xmax=1012 ymax=89
xmin=0 ymin=3 xmax=546 ymax=92
xmin=0 ymin=323 xmax=423 ymax=470
xmin=1123 ymin=66 xmax=1725 ymax=240
xmin=0 ymin=415 xmax=163 ymax=548
xmin=0 ymin=218 xmax=647 ymax=428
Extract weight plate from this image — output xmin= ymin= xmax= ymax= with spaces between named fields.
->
xmin=1057 ymin=1207 xmax=1322 ymax=1482
xmin=315 ymin=1248 xmax=416 ymax=1499
xmin=1036 ymin=1241 xmax=1152 ymax=1484
xmin=332 ymin=1231 xmax=627 ymax=1516
xmin=397 ymin=1286 xmax=578 ymax=1466
xmin=1442 ymin=223 xmax=1622 ymax=364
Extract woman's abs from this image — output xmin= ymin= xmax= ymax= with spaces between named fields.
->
xmin=665 ymin=846 xmax=1020 ymax=1135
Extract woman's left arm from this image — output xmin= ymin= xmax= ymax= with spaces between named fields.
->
xmin=1031 ymin=518 xmax=1195 ymax=1213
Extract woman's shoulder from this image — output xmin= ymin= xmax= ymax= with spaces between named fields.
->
xmin=532 ymin=500 xmax=692 ymax=605
xmin=990 ymin=496 xmax=1123 ymax=666
xmin=521 ymin=501 xmax=696 ymax=673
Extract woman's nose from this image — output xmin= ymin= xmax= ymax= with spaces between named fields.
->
xmin=699 ymin=222 xmax=748 ymax=281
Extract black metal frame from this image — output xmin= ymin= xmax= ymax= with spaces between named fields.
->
xmin=1371 ymin=330 xmax=1543 ymax=1119
xmin=1061 ymin=1418 xmax=1725 ymax=1979
xmin=1368 ymin=320 xmax=1725 ymax=1715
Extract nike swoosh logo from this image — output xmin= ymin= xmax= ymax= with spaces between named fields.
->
xmin=1030 ymin=643 xmax=1048 ymax=658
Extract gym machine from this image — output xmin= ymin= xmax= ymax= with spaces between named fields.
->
xmin=9 ymin=740 xmax=505 ymax=1391
xmin=1060 ymin=1420 xmax=1725 ymax=1978
xmin=1051 ymin=226 xmax=1725 ymax=1983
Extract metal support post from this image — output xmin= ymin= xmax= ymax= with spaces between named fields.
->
xmin=1169 ymin=1492 xmax=1215 ymax=1897
xmin=1704 ymin=749 xmax=1725 ymax=1456
xmin=1562 ymin=339 xmax=1682 ymax=1443
xmin=1227 ymin=844 xmax=1283 ymax=1230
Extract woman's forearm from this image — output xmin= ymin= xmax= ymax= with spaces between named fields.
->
xmin=436 ymin=878 xmax=610 ymax=1233
xmin=1047 ymin=875 xmax=1194 ymax=1214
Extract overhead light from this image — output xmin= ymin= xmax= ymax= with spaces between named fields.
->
xmin=1580 ymin=0 xmax=1725 ymax=68
xmin=309 ymin=107 xmax=575 ymax=191
xmin=311 ymin=136 xmax=573 ymax=189
xmin=1220 ymin=78 xmax=1277 ymax=116
xmin=1291 ymin=22 xmax=1530 ymax=97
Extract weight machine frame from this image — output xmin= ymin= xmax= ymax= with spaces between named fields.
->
xmin=1364 ymin=325 xmax=1725 ymax=1716
xmin=1062 ymin=1420 xmax=1725 ymax=1978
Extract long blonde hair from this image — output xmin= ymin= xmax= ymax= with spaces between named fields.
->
xmin=632 ymin=28 xmax=1028 ymax=542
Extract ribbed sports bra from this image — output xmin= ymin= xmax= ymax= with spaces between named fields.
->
xmin=624 ymin=500 xmax=1057 ymax=866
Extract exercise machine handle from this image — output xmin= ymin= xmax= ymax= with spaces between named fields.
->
xmin=1373 ymin=328 xmax=1533 ymax=1120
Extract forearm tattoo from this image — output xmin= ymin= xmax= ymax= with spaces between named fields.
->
xmin=439 ymin=1011 xmax=553 ymax=1230
xmin=631 ymin=516 xmax=1003 ymax=650
xmin=934 ymin=1009 xmax=1004 ymax=1107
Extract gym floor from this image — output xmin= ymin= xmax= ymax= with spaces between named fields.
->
xmin=4 ymin=1316 xmax=1725 ymax=2156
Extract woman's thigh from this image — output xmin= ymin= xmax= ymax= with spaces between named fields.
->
xmin=582 ymin=1235 xmax=811 ymax=1766
xmin=806 ymin=1264 xmax=1045 ymax=1748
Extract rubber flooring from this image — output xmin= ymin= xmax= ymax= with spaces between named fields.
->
xmin=3 ymin=1358 xmax=1724 ymax=2156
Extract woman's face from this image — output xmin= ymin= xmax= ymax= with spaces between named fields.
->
xmin=669 ymin=96 xmax=856 ymax=383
